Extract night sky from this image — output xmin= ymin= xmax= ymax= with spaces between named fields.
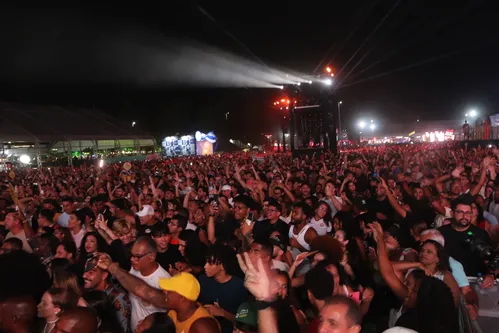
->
xmin=0 ymin=1 xmax=498 ymax=142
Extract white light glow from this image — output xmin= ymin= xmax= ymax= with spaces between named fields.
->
xmin=370 ymin=124 xmax=375 ymax=130
xmin=279 ymin=86 xmax=284 ymax=89
xmin=358 ymin=121 xmax=366 ymax=129
xmin=323 ymin=78 xmax=332 ymax=86
xmin=229 ymin=139 xmax=234 ymax=144
xmin=99 ymin=159 xmax=104 ymax=168
xmin=19 ymin=155 xmax=30 ymax=164
xmin=469 ymin=110 xmax=477 ymax=117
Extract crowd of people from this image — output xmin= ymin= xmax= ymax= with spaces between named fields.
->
xmin=0 ymin=142 xmax=498 ymax=333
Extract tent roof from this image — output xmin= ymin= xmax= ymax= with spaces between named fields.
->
xmin=0 ymin=101 xmax=153 ymax=142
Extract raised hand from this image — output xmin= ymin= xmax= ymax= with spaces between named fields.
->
xmin=237 ymin=252 xmax=272 ymax=300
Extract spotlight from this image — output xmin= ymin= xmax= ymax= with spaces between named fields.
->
xmin=19 ymin=155 xmax=31 ymax=164
xmin=323 ymin=78 xmax=333 ymax=86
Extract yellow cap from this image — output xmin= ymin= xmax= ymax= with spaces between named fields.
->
xmin=158 ymin=272 xmax=200 ymax=301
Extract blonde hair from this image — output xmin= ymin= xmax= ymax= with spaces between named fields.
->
xmin=112 ymin=218 xmax=132 ymax=236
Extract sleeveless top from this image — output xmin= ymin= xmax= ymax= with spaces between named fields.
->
xmin=168 ymin=304 xmax=220 ymax=333
xmin=288 ymin=224 xmax=312 ymax=251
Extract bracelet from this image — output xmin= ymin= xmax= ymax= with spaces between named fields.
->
xmin=254 ymin=300 xmax=272 ymax=310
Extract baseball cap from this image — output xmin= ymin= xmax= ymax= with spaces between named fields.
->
xmin=84 ymin=254 xmax=100 ymax=272
xmin=221 ymin=185 xmax=232 ymax=191
xmin=235 ymin=302 xmax=258 ymax=327
xmin=158 ymin=273 xmax=200 ymax=301
xmin=269 ymin=234 xmax=286 ymax=252
xmin=136 ymin=205 xmax=154 ymax=217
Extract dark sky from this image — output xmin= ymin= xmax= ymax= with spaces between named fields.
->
xmin=0 ymin=1 xmax=498 ymax=141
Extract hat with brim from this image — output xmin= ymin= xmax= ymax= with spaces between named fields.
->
xmin=158 ymin=272 xmax=200 ymax=301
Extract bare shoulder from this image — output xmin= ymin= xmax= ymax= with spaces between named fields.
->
xmin=190 ymin=317 xmax=221 ymax=333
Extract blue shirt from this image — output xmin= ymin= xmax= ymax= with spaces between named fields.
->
xmin=449 ymin=256 xmax=469 ymax=288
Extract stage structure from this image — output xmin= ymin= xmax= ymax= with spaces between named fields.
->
xmin=273 ymin=69 xmax=338 ymax=157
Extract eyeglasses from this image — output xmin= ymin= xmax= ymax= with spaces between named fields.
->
xmin=131 ymin=252 xmax=152 ymax=260
xmin=454 ymin=210 xmax=473 ymax=216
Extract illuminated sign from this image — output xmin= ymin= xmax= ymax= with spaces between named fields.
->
xmin=162 ymin=131 xmax=217 ymax=157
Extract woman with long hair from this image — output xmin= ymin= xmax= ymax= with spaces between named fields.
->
xmin=74 ymin=232 xmax=107 ymax=276
xmin=37 ymin=288 xmax=79 ymax=333
xmin=271 ymin=270 xmax=307 ymax=333
xmin=371 ymin=222 xmax=459 ymax=332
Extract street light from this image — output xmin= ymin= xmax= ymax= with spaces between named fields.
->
xmin=469 ymin=109 xmax=477 ymax=117
xmin=225 ymin=112 xmax=230 ymax=121
xmin=337 ymin=101 xmax=343 ymax=141
xmin=370 ymin=123 xmax=375 ymax=131
xmin=131 ymin=121 xmax=136 ymax=127
xmin=358 ymin=121 xmax=366 ymax=129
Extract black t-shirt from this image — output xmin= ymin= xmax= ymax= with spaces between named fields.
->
xmin=438 ymin=223 xmax=491 ymax=276
xmin=253 ymin=219 xmax=290 ymax=245
xmin=198 ymin=275 xmax=248 ymax=333
xmin=214 ymin=214 xmax=239 ymax=243
xmin=368 ymin=197 xmax=394 ymax=221
xmin=156 ymin=247 xmax=184 ymax=271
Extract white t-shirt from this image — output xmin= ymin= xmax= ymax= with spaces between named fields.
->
xmin=129 ymin=264 xmax=171 ymax=331
xmin=6 ymin=230 xmax=32 ymax=253
xmin=186 ymin=222 xmax=198 ymax=231
xmin=271 ymin=259 xmax=290 ymax=272
xmin=309 ymin=217 xmax=332 ymax=236
xmin=71 ymin=228 xmax=86 ymax=249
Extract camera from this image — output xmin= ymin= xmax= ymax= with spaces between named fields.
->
xmin=464 ymin=231 xmax=499 ymax=270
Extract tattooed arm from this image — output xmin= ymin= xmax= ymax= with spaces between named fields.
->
xmin=105 ymin=260 xmax=169 ymax=309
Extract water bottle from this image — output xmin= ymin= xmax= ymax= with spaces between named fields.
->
xmin=476 ymin=273 xmax=484 ymax=287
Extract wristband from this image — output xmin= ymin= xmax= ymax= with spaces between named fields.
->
xmin=254 ymin=300 xmax=272 ymax=310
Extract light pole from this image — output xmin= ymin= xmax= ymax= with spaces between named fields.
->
xmin=337 ymin=101 xmax=343 ymax=141
xmin=358 ymin=121 xmax=365 ymax=143
xmin=225 ymin=112 xmax=230 ymax=121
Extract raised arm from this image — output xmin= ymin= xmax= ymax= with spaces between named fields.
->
xmin=98 ymin=254 xmax=169 ymax=309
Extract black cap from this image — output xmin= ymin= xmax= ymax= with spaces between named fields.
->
xmin=269 ymin=234 xmax=286 ymax=251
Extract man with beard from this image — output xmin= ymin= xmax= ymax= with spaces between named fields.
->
xmin=288 ymin=202 xmax=318 ymax=252
xmin=82 ymin=256 xmax=131 ymax=332
xmin=439 ymin=195 xmax=495 ymax=287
